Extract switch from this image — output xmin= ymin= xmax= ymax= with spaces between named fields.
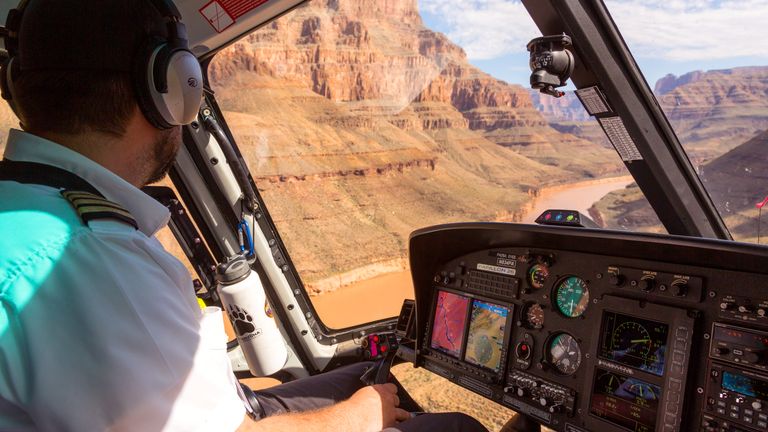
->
xmin=608 ymin=272 xmax=625 ymax=286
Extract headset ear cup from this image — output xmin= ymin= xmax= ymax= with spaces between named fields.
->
xmin=133 ymin=39 xmax=173 ymax=129
xmin=152 ymin=48 xmax=203 ymax=125
xmin=1 ymin=57 xmax=23 ymax=122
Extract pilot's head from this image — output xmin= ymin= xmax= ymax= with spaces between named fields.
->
xmin=2 ymin=0 xmax=203 ymax=185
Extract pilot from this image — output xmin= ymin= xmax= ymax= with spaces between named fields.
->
xmin=0 ymin=1 xmax=488 ymax=431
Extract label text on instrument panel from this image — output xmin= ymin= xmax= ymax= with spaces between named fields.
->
xmin=477 ymin=263 xmax=516 ymax=276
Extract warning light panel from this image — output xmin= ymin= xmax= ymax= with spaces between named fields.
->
xmin=535 ymin=209 xmax=599 ymax=228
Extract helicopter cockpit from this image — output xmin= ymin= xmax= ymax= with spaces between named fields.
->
xmin=1 ymin=0 xmax=767 ymax=431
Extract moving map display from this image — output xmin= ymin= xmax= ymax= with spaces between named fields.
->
xmin=430 ymin=290 xmax=470 ymax=357
xmin=464 ymin=300 xmax=509 ymax=372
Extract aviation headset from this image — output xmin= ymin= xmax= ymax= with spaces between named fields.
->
xmin=0 ymin=0 xmax=204 ymax=129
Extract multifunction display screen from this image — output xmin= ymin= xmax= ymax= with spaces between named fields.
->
xmin=430 ymin=290 xmax=470 ymax=357
xmin=590 ymin=368 xmax=662 ymax=432
xmin=464 ymin=300 xmax=509 ymax=372
xmin=722 ymin=371 xmax=768 ymax=399
xmin=599 ymin=312 xmax=669 ymax=376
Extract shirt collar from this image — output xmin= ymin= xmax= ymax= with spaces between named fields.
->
xmin=2 ymin=129 xmax=170 ymax=237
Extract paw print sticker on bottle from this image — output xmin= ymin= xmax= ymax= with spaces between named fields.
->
xmin=227 ymin=304 xmax=256 ymax=336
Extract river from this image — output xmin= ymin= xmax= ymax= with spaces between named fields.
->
xmin=312 ymin=176 xmax=635 ymax=329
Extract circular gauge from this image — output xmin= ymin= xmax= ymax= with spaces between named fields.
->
xmin=528 ymin=264 xmax=549 ymax=289
xmin=611 ymin=321 xmax=652 ymax=357
xmin=523 ymin=303 xmax=545 ymax=329
xmin=554 ymin=276 xmax=589 ymax=318
xmin=594 ymin=371 xmax=621 ymax=394
xmin=547 ymin=333 xmax=582 ymax=375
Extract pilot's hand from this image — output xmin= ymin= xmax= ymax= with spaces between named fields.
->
xmin=345 ymin=383 xmax=411 ymax=431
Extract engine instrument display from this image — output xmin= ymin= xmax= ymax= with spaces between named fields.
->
xmin=548 ymin=333 xmax=582 ymax=375
xmin=554 ymin=276 xmax=589 ymax=318
xmin=523 ymin=302 xmax=545 ymax=329
xmin=590 ymin=368 xmax=662 ymax=432
xmin=528 ymin=263 xmax=549 ymax=289
xmin=464 ymin=300 xmax=510 ymax=372
xmin=599 ymin=312 xmax=668 ymax=376
xmin=430 ymin=290 xmax=470 ymax=357
xmin=722 ymin=371 xmax=768 ymax=399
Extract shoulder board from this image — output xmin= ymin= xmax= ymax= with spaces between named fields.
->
xmin=61 ymin=190 xmax=138 ymax=230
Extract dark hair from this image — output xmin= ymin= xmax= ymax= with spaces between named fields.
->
xmin=14 ymin=70 xmax=135 ymax=137
xmin=11 ymin=0 xmax=167 ymax=137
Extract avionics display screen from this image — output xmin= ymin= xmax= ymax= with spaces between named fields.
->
xmin=722 ymin=371 xmax=768 ymax=399
xmin=430 ymin=290 xmax=470 ymax=357
xmin=464 ymin=300 xmax=509 ymax=372
xmin=599 ymin=312 xmax=668 ymax=376
xmin=713 ymin=325 xmax=768 ymax=351
xmin=590 ymin=368 xmax=662 ymax=432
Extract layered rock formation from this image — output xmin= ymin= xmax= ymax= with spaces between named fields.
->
xmin=529 ymin=91 xmax=590 ymax=123
xmin=209 ymin=0 xmax=620 ymax=290
xmin=657 ymin=67 xmax=768 ymax=163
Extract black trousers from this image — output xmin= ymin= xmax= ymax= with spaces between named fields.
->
xmin=253 ymin=362 xmax=488 ymax=432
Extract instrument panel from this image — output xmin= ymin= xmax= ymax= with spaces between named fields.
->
xmin=408 ymin=223 xmax=768 ymax=432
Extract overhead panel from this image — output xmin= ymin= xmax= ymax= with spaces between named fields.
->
xmin=176 ymin=0 xmax=308 ymax=58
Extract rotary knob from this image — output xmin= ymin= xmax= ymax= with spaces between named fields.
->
xmin=639 ymin=277 xmax=655 ymax=292
xmin=671 ymin=280 xmax=688 ymax=296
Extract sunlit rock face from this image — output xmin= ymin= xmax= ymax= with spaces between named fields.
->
xmin=208 ymin=0 xmax=619 ymax=290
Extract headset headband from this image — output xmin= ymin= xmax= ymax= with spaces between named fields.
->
xmin=2 ymin=0 xmax=186 ymax=66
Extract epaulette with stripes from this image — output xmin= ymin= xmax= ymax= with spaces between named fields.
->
xmin=61 ymin=190 xmax=138 ymax=230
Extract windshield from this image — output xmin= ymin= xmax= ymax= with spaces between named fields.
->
xmin=604 ymin=0 xmax=768 ymax=243
xmin=208 ymin=0 xmax=665 ymax=334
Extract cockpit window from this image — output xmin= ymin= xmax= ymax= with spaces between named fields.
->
xmin=208 ymin=0 xmax=662 ymax=330
xmin=604 ymin=0 xmax=768 ymax=243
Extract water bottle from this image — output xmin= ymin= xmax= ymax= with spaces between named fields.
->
xmin=216 ymin=254 xmax=288 ymax=376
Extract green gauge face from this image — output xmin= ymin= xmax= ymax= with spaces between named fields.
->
xmin=548 ymin=333 xmax=582 ymax=375
xmin=528 ymin=264 xmax=549 ymax=289
xmin=554 ymin=276 xmax=589 ymax=318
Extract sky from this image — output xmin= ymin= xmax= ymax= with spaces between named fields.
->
xmin=418 ymin=0 xmax=768 ymax=89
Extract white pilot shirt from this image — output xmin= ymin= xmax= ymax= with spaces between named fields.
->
xmin=0 ymin=130 xmax=246 ymax=431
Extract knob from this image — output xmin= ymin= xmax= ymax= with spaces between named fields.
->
xmin=743 ymin=351 xmax=761 ymax=363
xmin=517 ymin=387 xmax=528 ymax=398
xmin=548 ymin=404 xmax=562 ymax=413
xmin=639 ymin=278 xmax=655 ymax=292
xmin=758 ymin=308 xmax=766 ymax=317
xmin=752 ymin=401 xmax=763 ymax=410
xmin=739 ymin=305 xmax=754 ymax=313
xmin=721 ymin=302 xmax=735 ymax=310
xmin=608 ymin=273 xmax=625 ymax=286
xmin=736 ymin=396 xmax=746 ymax=404
xmin=719 ymin=391 xmax=729 ymax=399
xmin=715 ymin=347 xmax=730 ymax=355
xmin=671 ymin=280 xmax=687 ymax=296
xmin=539 ymin=396 xmax=551 ymax=407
